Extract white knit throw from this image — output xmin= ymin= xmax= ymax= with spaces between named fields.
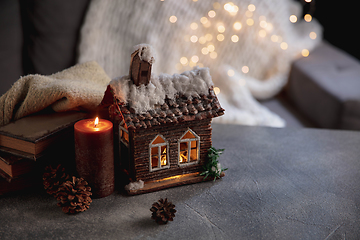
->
xmin=78 ymin=0 xmax=322 ymax=127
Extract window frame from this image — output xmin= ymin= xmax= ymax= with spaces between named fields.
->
xmin=149 ymin=134 xmax=170 ymax=172
xmin=178 ymin=128 xmax=200 ymax=167
xmin=119 ymin=120 xmax=129 ymax=147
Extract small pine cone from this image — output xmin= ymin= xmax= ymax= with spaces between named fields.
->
xmin=150 ymin=198 xmax=176 ymax=224
xmin=57 ymin=176 xmax=92 ymax=214
xmin=43 ymin=165 xmax=71 ymax=197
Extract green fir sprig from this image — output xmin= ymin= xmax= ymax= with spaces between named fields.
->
xmin=200 ymin=147 xmax=227 ymax=181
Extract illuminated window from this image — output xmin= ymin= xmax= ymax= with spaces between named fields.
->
xmin=119 ymin=121 xmax=129 ymax=146
xmin=178 ymin=129 xmax=200 ymax=166
xmin=149 ymin=135 xmax=169 ymax=172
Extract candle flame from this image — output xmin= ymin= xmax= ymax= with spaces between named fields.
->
xmin=94 ymin=117 xmax=99 ymax=127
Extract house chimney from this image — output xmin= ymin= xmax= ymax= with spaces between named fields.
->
xmin=129 ymin=44 xmax=155 ymax=86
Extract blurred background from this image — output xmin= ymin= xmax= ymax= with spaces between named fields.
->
xmin=1 ymin=0 xmax=359 ymax=130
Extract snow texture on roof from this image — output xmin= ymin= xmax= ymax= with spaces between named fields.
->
xmin=133 ymin=44 xmax=156 ymax=64
xmin=110 ymin=67 xmax=214 ymax=114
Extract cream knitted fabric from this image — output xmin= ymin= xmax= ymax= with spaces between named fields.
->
xmin=0 ymin=61 xmax=111 ymax=126
xmin=78 ymin=0 xmax=322 ymax=127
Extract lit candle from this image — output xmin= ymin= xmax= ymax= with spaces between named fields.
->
xmin=74 ymin=117 xmax=114 ymax=198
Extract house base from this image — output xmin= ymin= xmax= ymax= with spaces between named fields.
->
xmin=126 ymin=171 xmax=225 ymax=195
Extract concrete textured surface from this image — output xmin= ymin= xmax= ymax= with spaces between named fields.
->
xmin=0 ymin=124 xmax=359 ymax=239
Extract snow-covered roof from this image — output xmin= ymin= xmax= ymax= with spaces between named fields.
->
xmin=110 ymin=67 xmax=214 ymax=114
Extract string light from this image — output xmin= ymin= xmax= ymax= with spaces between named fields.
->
xmin=304 ymin=14 xmax=312 ymax=22
xmin=180 ymin=57 xmax=188 ymax=65
xmin=271 ymin=35 xmax=279 ymax=42
xmin=259 ymin=20 xmax=267 ymax=28
xmin=245 ymin=10 xmax=253 ymax=18
xmin=169 ymin=16 xmax=177 ymax=23
xmin=246 ymin=18 xmax=254 ymax=26
xmin=213 ymin=2 xmax=221 ymax=9
xmin=248 ymin=4 xmax=256 ymax=12
xmin=217 ymin=25 xmax=225 ymax=33
xmin=301 ymin=49 xmax=310 ymax=57
xmin=208 ymin=10 xmax=216 ymax=18
xmin=191 ymin=55 xmax=199 ymax=63
xmin=190 ymin=35 xmax=198 ymax=43
xmin=190 ymin=22 xmax=198 ymax=30
xmin=242 ymin=66 xmax=249 ymax=74
xmin=201 ymin=47 xmax=209 ymax=55
xmin=200 ymin=17 xmax=208 ymax=24
xmin=258 ymin=29 xmax=266 ymax=38
xmin=227 ymin=69 xmax=235 ymax=76
xmin=199 ymin=36 xmax=206 ymax=44
xmin=280 ymin=42 xmax=288 ymax=50
xmin=209 ymin=52 xmax=218 ymax=59
xmin=214 ymin=87 xmax=221 ymax=95
xmin=205 ymin=33 xmax=213 ymax=41
xmin=305 ymin=0 xmax=312 ymax=2
xmin=231 ymin=35 xmax=239 ymax=42
xmin=207 ymin=44 xmax=215 ymax=52
xmin=217 ymin=34 xmax=225 ymax=41
xmin=233 ymin=22 xmax=242 ymax=30
xmin=289 ymin=15 xmax=297 ymax=23
xmin=309 ymin=31 xmax=317 ymax=39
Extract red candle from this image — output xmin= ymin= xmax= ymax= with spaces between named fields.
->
xmin=74 ymin=117 xmax=114 ymax=198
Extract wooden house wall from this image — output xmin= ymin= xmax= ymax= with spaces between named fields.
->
xmin=130 ymin=119 xmax=212 ymax=182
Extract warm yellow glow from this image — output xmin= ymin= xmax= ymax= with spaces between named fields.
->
xmin=224 ymin=3 xmax=232 ymax=11
xmin=200 ymin=17 xmax=208 ymax=24
xmin=169 ymin=15 xmax=177 ymax=23
xmin=179 ymin=151 xmax=187 ymax=163
xmin=305 ymin=0 xmax=312 ymax=2
xmin=231 ymin=35 xmax=239 ymax=42
xmin=248 ymin=4 xmax=256 ymax=12
xmin=197 ymin=63 xmax=204 ymax=68
xmin=213 ymin=2 xmax=221 ymax=9
xmin=242 ymin=66 xmax=249 ymax=74
xmin=246 ymin=18 xmax=254 ymax=26
xmin=271 ymin=35 xmax=279 ymax=42
xmin=208 ymin=10 xmax=216 ymax=18
xmin=304 ymin=14 xmax=312 ymax=22
xmin=309 ymin=31 xmax=317 ymax=39
xmin=180 ymin=57 xmax=188 ymax=65
xmin=189 ymin=61 xmax=196 ymax=68
xmin=217 ymin=34 xmax=225 ymax=41
xmin=259 ymin=20 xmax=267 ymax=28
xmin=214 ymin=87 xmax=221 ymax=94
xmin=259 ymin=15 xmax=266 ymax=22
xmin=280 ymin=42 xmax=288 ymax=50
xmin=301 ymin=49 xmax=310 ymax=57
xmin=199 ymin=36 xmax=206 ymax=44
xmin=245 ymin=10 xmax=253 ymax=18
xmin=94 ymin=117 xmax=99 ymax=127
xmin=233 ymin=21 xmax=242 ymax=30
xmin=190 ymin=22 xmax=198 ymax=30
xmin=210 ymin=51 xmax=218 ymax=59
xmin=289 ymin=15 xmax=297 ymax=23
xmin=190 ymin=35 xmax=198 ymax=43
xmin=258 ymin=29 xmax=266 ymax=38
xmin=227 ymin=69 xmax=235 ymax=76
xmin=201 ymin=47 xmax=209 ymax=55
xmin=266 ymin=23 xmax=273 ymax=31
xmin=161 ymin=148 xmax=167 ymax=166
xmin=205 ymin=33 xmax=213 ymax=41
xmin=191 ymin=55 xmax=199 ymax=63
xmin=207 ymin=44 xmax=215 ymax=52
xmin=217 ymin=25 xmax=225 ymax=33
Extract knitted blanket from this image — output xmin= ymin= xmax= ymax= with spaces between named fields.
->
xmin=78 ymin=0 xmax=322 ymax=127
xmin=0 ymin=61 xmax=110 ymax=126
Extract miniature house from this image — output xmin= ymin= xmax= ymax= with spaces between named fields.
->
xmin=103 ymin=44 xmax=224 ymax=194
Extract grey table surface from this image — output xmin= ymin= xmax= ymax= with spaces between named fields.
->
xmin=0 ymin=124 xmax=359 ymax=239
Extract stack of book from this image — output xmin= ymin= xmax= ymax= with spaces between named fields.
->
xmin=0 ymin=111 xmax=88 ymax=195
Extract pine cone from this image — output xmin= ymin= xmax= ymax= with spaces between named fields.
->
xmin=57 ymin=176 xmax=92 ymax=214
xmin=150 ymin=198 xmax=176 ymax=224
xmin=43 ymin=165 xmax=71 ymax=197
